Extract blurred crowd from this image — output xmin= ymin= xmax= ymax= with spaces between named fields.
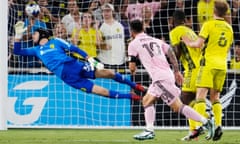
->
xmin=7 ymin=0 xmax=240 ymax=70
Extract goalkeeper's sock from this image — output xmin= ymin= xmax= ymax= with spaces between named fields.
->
xmin=212 ymin=101 xmax=222 ymax=127
xmin=109 ymin=90 xmax=141 ymax=100
xmin=144 ymin=105 xmax=155 ymax=132
xmin=113 ymin=73 xmax=146 ymax=92
xmin=113 ymin=73 xmax=136 ymax=88
xmin=109 ymin=90 xmax=130 ymax=99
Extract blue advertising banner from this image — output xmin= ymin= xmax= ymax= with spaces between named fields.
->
xmin=8 ymin=74 xmax=131 ymax=127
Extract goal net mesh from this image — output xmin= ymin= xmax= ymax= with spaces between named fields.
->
xmin=7 ymin=0 xmax=240 ymax=129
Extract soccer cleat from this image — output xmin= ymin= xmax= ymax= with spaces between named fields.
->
xmin=134 ymin=84 xmax=147 ymax=92
xmin=181 ymin=132 xmax=193 ymax=141
xmin=133 ymin=130 xmax=155 ymax=140
xmin=181 ymin=132 xmax=197 ymax=141
xmin=181 ymin=127 xmax=205 ymax=141
xmin=204 ymin=118 xmax=215 ymax=140
xmin=130 ymin=93 xmax=142 ymax=101
xmin=213 ymin=126 xmax=223 ymax=141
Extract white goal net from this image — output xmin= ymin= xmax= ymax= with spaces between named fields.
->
xmin=7 ymin=0 xmax=240 ymax=129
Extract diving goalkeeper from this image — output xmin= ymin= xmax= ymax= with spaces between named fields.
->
xmin=13 ymin=21 xmax=145 ymax=100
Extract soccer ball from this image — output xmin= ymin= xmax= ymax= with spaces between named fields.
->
xmin=25 ymin=3 xmax=40 ymax=17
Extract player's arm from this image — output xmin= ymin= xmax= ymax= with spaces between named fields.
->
xmin=166 ymin=46 xmax=180 ymax=73
xmin=13 ymin=21 xmax=36 ymax=56
xmin=14 ymin=41 xmax=36 ymax=56
xmin=166 ymin=46 xmax=183 ymax=85
xmin=69 ymin=43 xmax=104 ymax=69
xmin=181 ymin=35 xmax=205 ymax=48
xmin=55 ymin=38 xmax=89 ymax=59
xmin=56 ymin=38 xmax=104 ymax=69
xmin=171 ymin=44 xmax=181 ymax=60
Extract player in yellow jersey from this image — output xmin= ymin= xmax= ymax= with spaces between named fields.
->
xmin=170 ymin=10 xmax=204 ymax=141
xmin=182 ymin=0 xmax=234 ymax=141
xmin=197 ymin=0 xmax=231 ymax=30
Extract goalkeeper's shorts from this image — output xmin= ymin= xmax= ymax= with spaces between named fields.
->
xmin=61 ymin=60 xmax=95 ymax=93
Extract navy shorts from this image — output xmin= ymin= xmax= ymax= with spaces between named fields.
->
xmin=61 ymin=60 xmax=95 ymax=93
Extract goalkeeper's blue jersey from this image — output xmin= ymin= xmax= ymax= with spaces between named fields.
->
xmin=14 ymin=38 xmax=88 ymax=77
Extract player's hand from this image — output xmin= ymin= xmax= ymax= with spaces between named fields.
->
xmin=87 ymin=57 xmax=104 ymax=70
xmin=174 ymin=71 xmax=183 ymax=86
xmin=14 ymin=21 xmax=27 ymax=39
xmin=181 ymin=35 xmax=191 ymax=46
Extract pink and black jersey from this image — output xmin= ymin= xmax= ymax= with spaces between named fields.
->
xmin=128 ymin=33 xmax=174 ymax=82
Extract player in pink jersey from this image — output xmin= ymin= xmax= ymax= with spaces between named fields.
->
xmin=128 ymin=19 xmax=215 ymax=141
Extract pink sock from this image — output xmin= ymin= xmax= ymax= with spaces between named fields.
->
xmin=144 ymin=105 xmax=155 ymax=131
xmin=180 ymin=105 xmax=207 ymax=124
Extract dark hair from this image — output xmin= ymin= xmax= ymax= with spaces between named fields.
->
xmin=35 ymin=28 xmax=50 ymax=44
xmin=138 ymin=0 xmax=145 ymax=4
xmin=129 ymin=19 xmax=144 ymax=33
xmin=172 ymin=10 xmax=185 ymax=26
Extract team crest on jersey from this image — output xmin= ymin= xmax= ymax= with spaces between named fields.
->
xmin=116 ymin=28 xmax=120 ymax=33
xmin=50 ymin=44 xmax=55 ymax=49
xmin=80 ymin=88 xmax=87 ymax=92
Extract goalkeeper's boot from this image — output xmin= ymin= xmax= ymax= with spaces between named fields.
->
xmin=181 ymin=127 xmax=204 ymax=141
xmin=204 ymin=118 xmax=215 ymax=140
xmin=213 ymin=126 xmax=223 ymax=141
xmin=130 ymin=93 xmax=142 ymax=101
xmin=133 ymin=129 xmax=155 ymax=140
xmin=134 ymin=84 xmax=147 ymax=93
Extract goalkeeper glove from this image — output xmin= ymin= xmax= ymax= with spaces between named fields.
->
xmin=87 ymin=57 xmax=104 ymax=70
xmin=14 ymin=21 xmax=27 ymax=39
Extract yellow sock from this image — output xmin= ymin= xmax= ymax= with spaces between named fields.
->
xmin=212 ymin=101 xmax=222 ymax=127
xmin=194 ymin=99 xmax=206 ymax=127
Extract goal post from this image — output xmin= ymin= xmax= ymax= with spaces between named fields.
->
xmin=0 ymin=0 xmax=8 ymax=130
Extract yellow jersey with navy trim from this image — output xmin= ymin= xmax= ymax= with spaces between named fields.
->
xmin=199 ymin=19 xmax=233 ymax=69
xmin=170 ymin=25 xmax=201 ymax=70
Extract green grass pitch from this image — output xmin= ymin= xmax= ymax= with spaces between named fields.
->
xmin=0 ymin=129 xmax=240 ymax=144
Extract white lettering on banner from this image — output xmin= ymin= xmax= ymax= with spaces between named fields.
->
xmin=13 ymin=80 xmax=49 ymax=90
xmin=8 ymin=80 xmax=49 ymax=125
xmin=7 ymin=97 xmax=48 ymax=125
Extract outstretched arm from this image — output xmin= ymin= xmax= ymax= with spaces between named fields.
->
xmin=55 ymin=38 xmax=89 ymax=59
xmin=166 ymin=47 xmax=183 ymax=86
xmin=13 ymin=41 xmax=36 ymax=56
xmin=13 ymin=21 xmax=36 ymax=56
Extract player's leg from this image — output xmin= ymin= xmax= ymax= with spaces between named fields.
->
xmin=91 ymin=84 xmax=141 ymax=100
xmin=210 ymin=89 xmax=223 ymax=141
xmin=180 ymin=92 xmax=204 ymax=141
xmin=157 ymin=79 xmax=214 ymax=140
xmin=181 ymin=92 xmax=197 ymax=131
xmin=181 ymin=68 xmax=207 ymax=140
xmin=211 ymin=69 xmax=226 ymax=141
xmin=63 ymin=64 xmax=141 ymax=100
xmin=94 ymin=69 xmax=146 ymax=92
xmin=169 ymin=97 xmax=214 ymax=140
xmin=133 ymin=93 xmax=157 ymax=140
xmin=193 ymin=67 xmax=218 ymax=140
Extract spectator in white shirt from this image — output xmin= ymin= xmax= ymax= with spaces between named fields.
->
xmin=97 ymin=3 xmax=126 ymax=66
